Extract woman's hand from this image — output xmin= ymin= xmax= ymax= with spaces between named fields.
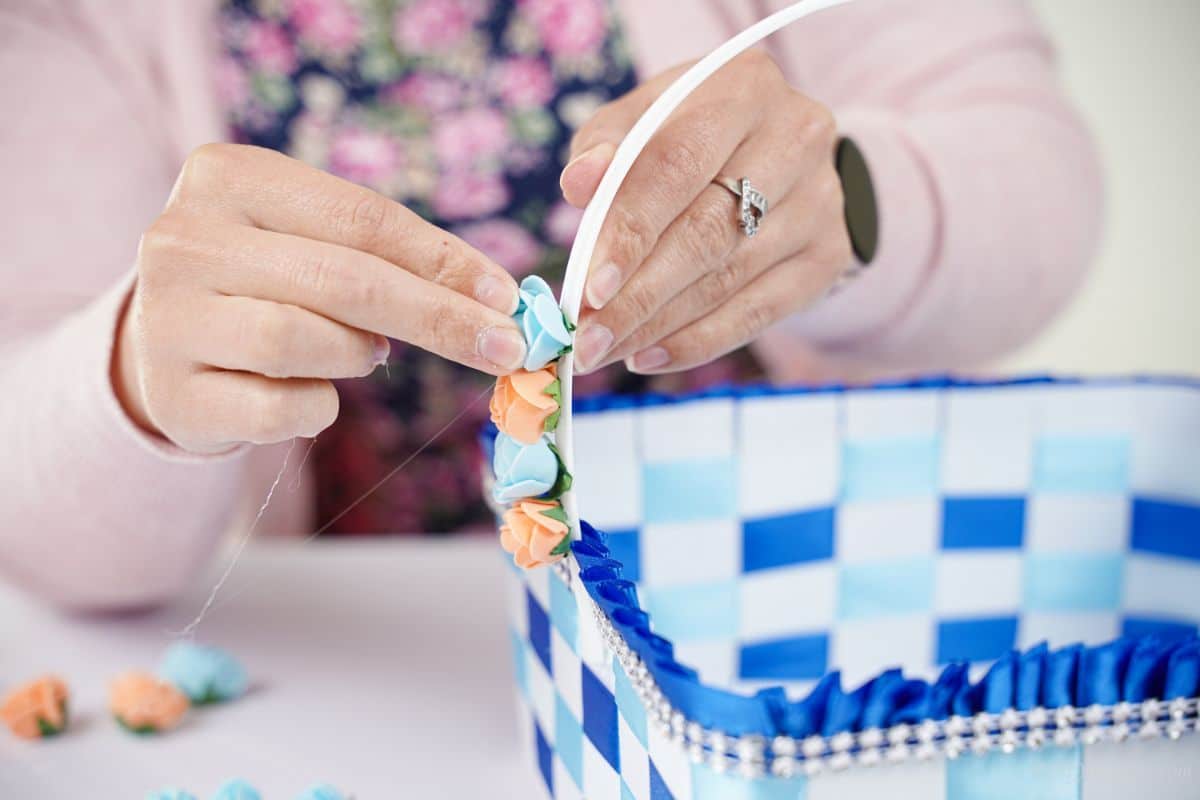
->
xmin=115 ymin=144 xmax=526 ymax=454
xmin=559 ymin=51 xmax=853 ymax=374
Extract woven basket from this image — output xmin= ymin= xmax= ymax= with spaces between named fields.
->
xmin=497 ymin=378 xmax=1200 ymax=799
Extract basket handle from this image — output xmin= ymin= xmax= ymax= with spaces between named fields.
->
xmin=555 ymin=0 xmax=855 ymax=535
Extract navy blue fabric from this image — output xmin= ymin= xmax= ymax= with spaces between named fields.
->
xmin=574 ymin=522 xmax=1200 ymax=739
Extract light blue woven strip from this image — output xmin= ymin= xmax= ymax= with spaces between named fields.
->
xmin=841 ymin=438 xmax=940 ymax=501
xmin=1024 ymin=553 xmax=1125 ymax=612
xmin=1033 ymin=437 xmax=1130 ymax=493
xmin=640 ymin=581 xmax=739 ymax=642
xmin=837 ymin=558 xmax=936 ymax=620
xmin=550 ymin=573 xmax=579 ymax=652
xmin=511 ymin=630 xmax=528 ymax=699
xmin=613 ymin=656 xmax=648 ymax=747
xmin=555 ymin=694 xmax=583 ymax=791
xmin=946 ymin=744 xmax=1081 ymax=799
xmin=643 ymin=459 xmax=738 ymax=522
xmin=691 ymin=763 xmax=807 ymax=799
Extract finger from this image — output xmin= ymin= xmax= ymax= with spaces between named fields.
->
xmin=168 ymin=371 xmax=340 ymax=453
xmin=624 ymin=241 xmax=846 ymax=375
xmin=573 ymin=132 xmax=807 ymax=372
xmin=184 ymin=295 xmax=387 ymax=380
xmin=566 ymin=63 xmax=691 ymax=161
xmin=596 ymin=161 xmax=847 ymax=372
xmin=172 ymin=144 xmax=519 ymax=314
xmin=560 ymin=141 xmax=615 ymax=209
xmin=151 ymin=221 xmax=527 ymax=375
xmin=582 ymin=98 xmax=756 ymax=311
xmin=561 ymin=65 xmax=691 ymax=208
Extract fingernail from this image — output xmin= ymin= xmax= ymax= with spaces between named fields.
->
xmin=574 ymin=324 xmax=614 ymax=372
xmin=585 ymin=262 xmax=621 ymax=310
xmin=564 ymin=143 xmax=611 ymax=174
xmin=373 ymin=335 xmax=391 ymax=366
xmin=475 ymin=275 xmax=519 ymax=315
xmin=629 ymin=346 xmax=670 ymax=373
xmin=478 ymin=326 xmax=527 ymax=371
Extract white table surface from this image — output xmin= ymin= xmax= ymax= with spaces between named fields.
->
xmin=0 ymin=538 xmax=543 ymax=799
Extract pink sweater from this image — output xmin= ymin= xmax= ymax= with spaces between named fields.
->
xmin=0 ymin=0 xmax=1103 ymax=610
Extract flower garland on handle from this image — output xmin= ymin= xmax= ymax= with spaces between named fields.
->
xmin=491 ymin=276 xmax=575 ymax=568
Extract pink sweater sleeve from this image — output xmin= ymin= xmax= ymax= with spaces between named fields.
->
xmin=0 ymin=4 xmax=249 ymax=610
xmin=754 ymin=0 xmax=1104 ymax=378
xmin=619 ymin=0 xmax=1103 ymax=379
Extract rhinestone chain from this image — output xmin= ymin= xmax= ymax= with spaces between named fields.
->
xmin=592 ymin=605 xmax=1199 ymax=779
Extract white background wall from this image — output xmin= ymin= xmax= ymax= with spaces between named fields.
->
xmin=996 ymin=0 xmax=1200 ymax=377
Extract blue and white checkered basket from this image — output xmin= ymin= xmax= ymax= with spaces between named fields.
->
xmin=496 ymin=377 xmax=1200 ymax=800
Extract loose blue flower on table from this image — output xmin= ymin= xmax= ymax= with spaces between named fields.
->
xmin=513 ymin=275 xmax=573 ymax=370
xmin=492 ymin=433 xmax=559 ymax=504
xmin=294 ymin=785 xmax=346 ymax=800
xmin=146 ymin=790 xmax=197 ymax=800
xmin=211 ymin=779 xmax=261 ymax=800
xmin=159 ymin=642 xmax=248 ymax=705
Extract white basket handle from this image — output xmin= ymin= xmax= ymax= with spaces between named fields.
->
xmin=555 ymin=0 xmax=855 ymax=534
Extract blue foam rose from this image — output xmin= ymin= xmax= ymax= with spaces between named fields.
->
xmin=514 ymin=275 xmax=572 ymax=370
xmin=159 ymin=642 xmax=248 ymax=704
xmin=211 ymin=780 xmax=260 ymax=800
xmin=293 ymin=785 xmax=345 ymax=800
xmin=492 ymin=432 xmax=558 ymax=504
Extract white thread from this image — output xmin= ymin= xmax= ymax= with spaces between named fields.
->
xmin=288 ymin=437 xmax=318 ymax=492
xmin=170 ymin=437 xmax=298 ymax=638
xmin=201 ymin=383 xmax=495 ymax=615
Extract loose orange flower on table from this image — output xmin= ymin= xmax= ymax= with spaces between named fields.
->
xmin=109 ymin=671 xmax=189 ymax=734
xmin=0 ymin=675 xmax=69 ymax=739
xmin=500 ymin=499 xmax=571 ymax=568
xmin=490 ymin=365 xmax=561 ymax=445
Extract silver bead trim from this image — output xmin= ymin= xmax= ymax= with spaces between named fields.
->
xmin=591 ymin=603 xmax=1200 ymax=779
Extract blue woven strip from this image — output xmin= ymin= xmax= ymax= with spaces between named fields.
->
xmin=574 ymin=522 xmax=1200 ymax=740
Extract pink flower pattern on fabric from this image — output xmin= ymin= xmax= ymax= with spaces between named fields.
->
xmin=218 ymin=0 xmax=764 ymax=534
xmin=393 ymin=0 xmax=484 ymax=53
xmin=518 ymin=0 xmax=608 ymax=57
xmin=329 ymin=126 xmax=404 ymax=185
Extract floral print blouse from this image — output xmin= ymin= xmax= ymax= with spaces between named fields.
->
xmin=217 ymin=0 xmax=765 ymax=534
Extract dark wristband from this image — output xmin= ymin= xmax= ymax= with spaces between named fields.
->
xmin=835 ymin=137 xmax=879 ymax=266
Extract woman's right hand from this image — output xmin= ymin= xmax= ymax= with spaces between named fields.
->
xmin=115 ymin=144 xmax=526 ymax=454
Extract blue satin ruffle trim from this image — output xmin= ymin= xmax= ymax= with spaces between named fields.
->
xmin=574 ymin=522 xmax=1200 ymax=739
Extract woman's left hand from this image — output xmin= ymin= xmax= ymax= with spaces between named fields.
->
xmin=560 ymin=51 xmax=854 ymax=374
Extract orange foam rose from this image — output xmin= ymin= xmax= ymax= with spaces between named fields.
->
xmin=499 ymin=499 xmax=570 ymax=569
xmin=1 ymin=675 xmax=69 ymax=739
xmin=490 ymin=365 xmax=559 ymax=445
xmin=109 ymin=672 xmax=189 ymax=734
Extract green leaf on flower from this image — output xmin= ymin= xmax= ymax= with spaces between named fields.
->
xmin=542 ymin=443 xmax=574 ymax=499
xmin=116 ymin=717 xmax=159 ymax=736
xmin=542 ymin=379 xmax=562 ymax=433
xmin=540 ymin=505 xmax=569 ymax=525
xmin=549 ymin=534 xmax=571 ymax=557
xmin=194 ymin=686 xmax=223 ymax=706
xmin=36 ymin=718 xmax=62 ymax=737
